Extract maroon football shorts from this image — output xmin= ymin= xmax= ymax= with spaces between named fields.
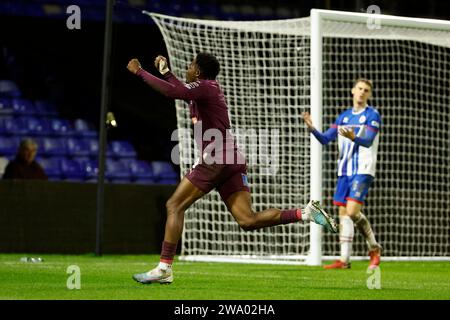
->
xmin=185 ymin=156 xmax=250 ymax=202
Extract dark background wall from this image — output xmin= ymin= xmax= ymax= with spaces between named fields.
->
xmin=0 ymin=180 xmax=175 ymax=253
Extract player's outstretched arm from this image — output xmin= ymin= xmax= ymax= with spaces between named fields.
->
xmin=127 ymin=58 xmax=142 ymax=74
xmin=127 ymin=58 xmax=200 ymax=101
xmin=302 ymin=111 xmax=337 ymax=145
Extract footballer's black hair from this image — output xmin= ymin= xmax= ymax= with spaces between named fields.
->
xmin=195 ymin=52 xmax=220 ymax=80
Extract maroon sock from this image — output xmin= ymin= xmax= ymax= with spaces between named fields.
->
xmin=280 ymin=209 xmax=302 ymax=224
xmin=160 ymin=241 xmax=177 ymax=264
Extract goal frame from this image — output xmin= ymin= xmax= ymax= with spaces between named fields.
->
xmin=146 ymin=9 xmax=450 ymax=265
xmin=309 ymin=9 xmax=450 ymax=265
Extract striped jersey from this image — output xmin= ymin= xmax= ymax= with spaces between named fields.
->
xmin=333 ymin=106 xmax=381 ymax=177
xmin=311 ymin=106 xmax=381 ymax=177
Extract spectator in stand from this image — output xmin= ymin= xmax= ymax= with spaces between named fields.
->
xmin=3 ymin=138 xmax=47 ymax=180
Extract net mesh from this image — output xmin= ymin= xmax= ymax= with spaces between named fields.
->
xmin=321 ymin=18 xmax=450 ymax=257
xmin=147 ymin=12 xmax=450 ymax=260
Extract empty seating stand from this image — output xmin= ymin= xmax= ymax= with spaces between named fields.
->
xmin=126 ymin=159 xmax=155 ymax=184
xmin=151 ymin=161 xmax=178 ymax=184
xmin=37 ymin=157 xmax=62 ymax=181
xmin=0 ymin=80 xmax=177 ymax=184
xmin=105 ymin=158 xmax=132 ymax=183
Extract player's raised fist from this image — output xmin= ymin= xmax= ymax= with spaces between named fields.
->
xmin=154 ymin=55 xmax=169 ymax=75
xmin=127 ymin=58 xmax=142 ymax=74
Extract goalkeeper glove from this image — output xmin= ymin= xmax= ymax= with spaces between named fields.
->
xmin=158 ymin=58 xmax=170 ymax=75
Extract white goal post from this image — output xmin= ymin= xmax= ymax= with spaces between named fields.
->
xmin=145 ymin=9 xmax=450 ymax=265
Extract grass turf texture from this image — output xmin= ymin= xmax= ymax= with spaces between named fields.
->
xmin=1 ymin=254 xmax=449 ymax=300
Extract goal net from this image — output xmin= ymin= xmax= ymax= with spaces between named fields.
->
xmin=146 ymin=9 xmax=450 ymax=263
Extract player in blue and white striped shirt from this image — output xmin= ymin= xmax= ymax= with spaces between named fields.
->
xmin=302 ymin=78 xmax=382 ymax=270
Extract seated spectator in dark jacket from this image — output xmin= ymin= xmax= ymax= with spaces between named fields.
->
xmin=3 ymin=138 xmax=48 ymax=180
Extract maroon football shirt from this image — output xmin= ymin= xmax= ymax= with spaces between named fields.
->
xmin=137 ymin=69 xmax=237 ymax=156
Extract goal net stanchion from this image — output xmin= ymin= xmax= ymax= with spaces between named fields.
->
xmin=308 ymin=9 xmax=324 ymax=266
xmin=310 ymin=9 xmax=450 ymax=262
xmin=147 ymin=13 xmax=313 ymax=265
xmin=144 ymin=10 xmax=450 ymax=264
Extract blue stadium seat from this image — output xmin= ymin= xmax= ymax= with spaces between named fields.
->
xmin=12 ymin=98 xmax=36 ymax=115
xmin=124 ymin=159 xmax=154 ymax=183
xmin=110 ymin=140 xmax=137 ymax=158
xmin=34 ymin=100 xmax=58 ymax=117
xmin=60 ymin=158 xmax=85 ymax=181
xmin=39 ymin=137 xmax=67 ymax=156
xmin=73 ymin=119 xmax=97 ymax=138
xmin=0 ymin=136 xmax=19 ymax=156
xmin=50 ymin=118 xmax=75 ymax=136
xmin=0 ymin=98 xmax=13 ymax=115
xmin=84 ymin=138 xmax=100 ymax=157
xmin=71 ymin=156 xmax=91 ymax=164
xmin=25 ymin=117 xmax=51 ymax=136
xmin=151 ymin=160 xmax=178 ymax=182
xmin=73 ymin=158 xmax=98 ymax=181
xmin=0 ymin=117 xmax=5 ymax=135
xmin=0 ymin=80 xmax=21 ymax=98
xmin=83 ymin=138 xmax=112 ymax=157
xmin=158 ymin=178 xmax=179 ymax=185
xmin=3 ymin=117 xmax=28 ymax=136
xmin=37 ymin=157 xmax=62 ymax=180
xmin=66 ymin=138 xmax=90 ymax=157
xmin=105 ymin=158 xmax=132 ymax=183
xmin=0 ymin=116 xmax=9 ymax=134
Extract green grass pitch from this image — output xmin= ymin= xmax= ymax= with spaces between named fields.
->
xmin=1 ymin=254 xmax=449 ymax=300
